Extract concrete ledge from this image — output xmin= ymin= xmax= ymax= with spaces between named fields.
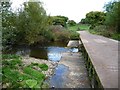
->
xmin=67 ymin=40 xmax=79 ymax=48
xmin=78 ymin=31 xmax=118 ymax=88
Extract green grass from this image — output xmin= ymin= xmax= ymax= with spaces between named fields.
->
xmin=67 ymin=24 xmax=90 ymax=31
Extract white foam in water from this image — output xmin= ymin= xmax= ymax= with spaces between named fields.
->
xmin=72 ymin=48 xmax=78 ymax=53
xmin=48 ymin=53 xmax=61 ymax=62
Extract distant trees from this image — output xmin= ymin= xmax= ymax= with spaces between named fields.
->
xmin=68 ymin=20 xmax=76 ymax=26
xmin=80 ymin=1 xmax=120 ymax=34
xmin=81 ymin=11 xmax=106 ymax=29
xmin=80 ymin=18 xmax=88 ymax=24
xmin=50 ymin=16 xmax=68 ymax=27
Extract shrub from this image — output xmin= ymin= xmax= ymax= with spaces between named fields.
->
xmin=69 ymin=30 xmax=79 ymax=40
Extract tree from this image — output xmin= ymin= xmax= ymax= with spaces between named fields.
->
xmin=104 ymin=1 xmax=120 ymax=33
xmin=85 ymin=11 xmax=106 ymax=29
xmin=2 ymin=2 xmax=18 ymax=49
xmin=68 ymin=20 xmax=76 ymax=26
xmin=51 ymin=16 xmax=68 ymax=27
xmin=16 ymin=1 xmax=50 ymax=44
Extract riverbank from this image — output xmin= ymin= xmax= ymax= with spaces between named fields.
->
xmin=2 ymin=54 xmax=58 ymax=88
xmin=22 ymin=56 xmax=58 ymax=78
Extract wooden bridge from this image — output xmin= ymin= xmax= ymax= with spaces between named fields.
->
xmin=78 ymin=31 xmax=119 ymax=89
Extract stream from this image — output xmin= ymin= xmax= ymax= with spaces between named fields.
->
xmin=3 ymin=42 xmax=79 ymax=87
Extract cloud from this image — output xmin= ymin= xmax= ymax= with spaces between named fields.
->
xmin=41 ymin=0 xmax=111 ymax=22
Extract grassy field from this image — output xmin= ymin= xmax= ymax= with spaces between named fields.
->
xmin=67 ymin=24 xmax=90 ymax=31
xmin=68 ymin=24 xmax=120 ymax=41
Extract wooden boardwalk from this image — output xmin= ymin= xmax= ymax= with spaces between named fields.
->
xmin=78 ymin=31 xmax=118 ymax=88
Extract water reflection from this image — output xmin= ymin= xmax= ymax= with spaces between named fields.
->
xmin=30 ymin=47 xmax=48 ymax=59
xmin=3 ymin=42 xmax=79 ymax=62
xmin=49 ymin=64 xmax=69 ymax=88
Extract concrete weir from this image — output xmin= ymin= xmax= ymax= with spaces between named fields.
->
xmin=78 ymin=31 xmax=118 ymax=89
xmin=59 ymin=40 xmax=90 ymax=88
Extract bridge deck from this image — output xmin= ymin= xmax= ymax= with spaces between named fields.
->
xmin=78 ymin=31 xmax=118 ymax=88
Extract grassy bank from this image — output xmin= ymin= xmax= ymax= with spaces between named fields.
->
xmin=2 ymin=54 xmax=49 ymax=88
xmin=89 ymin=25 xmax=120 ymax=41
xmin=67 ymin=24 xmax=90 ymax=31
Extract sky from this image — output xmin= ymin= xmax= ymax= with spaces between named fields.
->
xmin=11 ymin=0 xmax=112 ymax=23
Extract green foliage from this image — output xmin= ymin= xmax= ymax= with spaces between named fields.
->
xmin=80 ymin=18 xmax=88 ymax=24
xmin=28 ymin=63 xmax=48 ymax=71
xmin=2 ymin=54 xmax=21 ymax=60
xmin=23 ymin=67 xmax=45 ymax=81
xmin=68 ymin=24 xmax=90 ymax=31
xmin=68 ymin=20 xmax=76 ymax=26
xmin=84 ymin=11 xmax=106 ymax=29
xmin=50 ymin=25 xmax=70 ymax=42
xmin=104 ymin=1 xmax=120 ymax=33
xmin=17 ymin=1 xmax=50 ymax=44
xmin=2 ymin=67 xmax=20 ymax=82
xmin=25 ymin=79 xmax=37 ymax=88
xmin=51 ymin=16 xmax=68 ymax=27
xmin=2 ymin=54 xmax=47 ymax=88
xmin=89 ymin=25 xmax=120 ymax=41
xmin=2 ymin=1 xmax=53 ymax=50
xmin=39 ymin=64 xmax=48 ymax=71
xmin=69 ymin=30 xmax=79 ymax=40
xmin=2 ymin=54 xmax=22 ymax=69
xmin=2 ymin=2 xmax=18 ymax=49
xmin=111 ymin=33 xmax=120 ymax=41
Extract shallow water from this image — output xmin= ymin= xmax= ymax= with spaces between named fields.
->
xmin=48 ymin=64 xmax=69 ymax=88
xmin=4 ymin=42 xmax=80 ymax=87
xmin=4 ymin=42 xmax=78 ymax=62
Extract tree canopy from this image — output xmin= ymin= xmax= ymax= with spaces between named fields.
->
xmin=50 ymin=16 xmax=68 ymax=27
xmin=2 ymin=1 xmax=53 ymax=50
xmin=104 ymin=1 xmax=120 ymax=33
xmin=85 ymin=11 xmax=106 ymax=29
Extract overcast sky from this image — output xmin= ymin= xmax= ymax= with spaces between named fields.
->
xmin=11 ymin=0 xmax=112 ymax=22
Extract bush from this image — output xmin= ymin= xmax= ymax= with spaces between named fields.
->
xmin=89 ymin=25 xmax=120 ymax=40
xmin=69 ymin=31 xmax=79 ymax=40
xmin=50 ymin=25 xmax=71 ymax=42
